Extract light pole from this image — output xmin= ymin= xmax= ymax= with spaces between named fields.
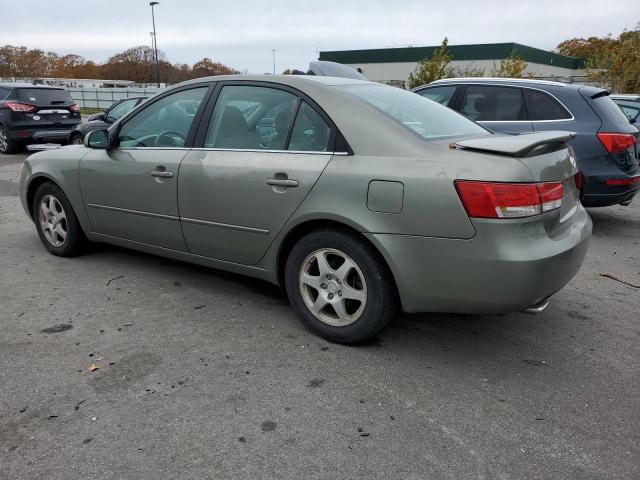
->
xmin=271 ymin=49 xmax=276 ymax=75
xmin=149 ymin=1 xmax=160 ymax=87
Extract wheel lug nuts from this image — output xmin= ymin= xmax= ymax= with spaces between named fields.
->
xmin=321 ymin=283 xmax=327 ymax=289
xmin=326 ymin=274 xmax=331 ymax=279
xmin=338 ymin=291 xmax=342 ymax=296
xmin=328 ymin=293 xmax=334 ymax=299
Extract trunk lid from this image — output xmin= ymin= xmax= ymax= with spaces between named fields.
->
xmin=455 ymin=131 xmax=580 ymax=227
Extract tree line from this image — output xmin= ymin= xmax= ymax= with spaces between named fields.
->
xmin=409 ymin=23 xmax=639 ymax=93
xmin=0 ymin=45 xmax=239 ymax=84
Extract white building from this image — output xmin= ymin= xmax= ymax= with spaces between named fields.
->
xmin=319 ymin=42 xmax=586 ymax=88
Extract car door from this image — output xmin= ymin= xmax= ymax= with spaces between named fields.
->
xmin=178 ymin=83 xmax=337 ymax=265
xmin=457 ymin=84 xmax=533 ymax=134
xmin=79 ymin=84 xmax=210 ymax=251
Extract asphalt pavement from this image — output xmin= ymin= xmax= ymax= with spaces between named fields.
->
xmin=1 ymin=150 xmax=639 ymax=480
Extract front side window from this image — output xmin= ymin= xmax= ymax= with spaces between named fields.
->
xmin=117 ymin=87 xmax=207 ymax=148
xmin=460 ymin=85 xmax=526 ymax=121
xmin=106 ymin=98 xmax=139 ymax=122
xmin=205 ymin=86 xmax=298 ymax=150
xmin=341 ymin=84 xmax=487 ymax=140
xmin=416 ymin=85 xmax=457 ymax=106
xmin=523 ymin=89 xmax=572 ymax=121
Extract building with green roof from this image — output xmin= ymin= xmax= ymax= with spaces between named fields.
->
xmin=319 ymin=43 xmax=586 ymax=88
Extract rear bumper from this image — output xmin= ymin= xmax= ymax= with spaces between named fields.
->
xmin=9 ymin=128 xmax=74 ymax=143
xmin=367 ymin=206 xmax=592 ymax=314
xmin=581 ymin=174 xmax=639 ymax=207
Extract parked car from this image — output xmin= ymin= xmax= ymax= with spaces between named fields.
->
xmin=0 ymin=83 xmax=81 ymax=154
xmin=68 ymin=96 xmax=146 ymax=145
xmin=414 ymin=78 xmax=640 ymax=207
xmin=19 ymin=75 xmax=591 ymax=343
xmin=610 ymin=94 xmax=640 ymax=124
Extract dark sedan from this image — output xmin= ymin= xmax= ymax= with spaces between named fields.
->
xmin=68 ymin=96 xmax=146 ymax=144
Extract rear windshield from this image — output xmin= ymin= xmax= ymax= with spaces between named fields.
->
xmin=339 ymin=84 xmax=488 ymax=140
xmin=16 ymin=88 xmax=72 ymax=105
xmin=590 ymin=94 xmax=633 ymax=128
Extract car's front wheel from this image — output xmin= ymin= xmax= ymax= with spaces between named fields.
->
xmin=0 ymin=125 xmax=18 ymax=154
xmin=285 ymin=229 xmax=397 ymax=344
xmin=33 ymin=182 xmax=87 ymax=257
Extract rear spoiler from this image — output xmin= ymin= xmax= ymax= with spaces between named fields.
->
xmin=454 ymin=131 xmax=576 ymax=157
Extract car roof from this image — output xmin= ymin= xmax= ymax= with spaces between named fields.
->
xmin=613 ymin=99 xmax=640 ymax=108
xmin=427 ymin=77 xmax=571 ymax=88
xmin=175 ymin=74 xmax=375 ymax=89
xmin=0 ymin=83 xmax=66 ymax=89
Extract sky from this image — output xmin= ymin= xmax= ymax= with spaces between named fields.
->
xmin=1 ymin=0 xmax=639 ymax=74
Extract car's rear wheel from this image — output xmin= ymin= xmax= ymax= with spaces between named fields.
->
xmin=70 ymin=133 xmax=84 ymax=145
xmin=33 ymin=182 xmax=86 ymax=257
xmin=285 ymin=229 xmax=397 ymax=344
xmin=0 ymin=125 xmax=18 ymax=154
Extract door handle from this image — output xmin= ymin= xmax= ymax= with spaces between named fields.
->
xmin=150 ymin=170 xmax=174 ymax=178
xmin=266 ymin=178 xmax=298 ymax=187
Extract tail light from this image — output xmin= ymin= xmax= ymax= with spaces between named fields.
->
xmin=575 ymin=172 xmax=582 ymax=190
xmin=1 ymin=101 xmax=36 ymax=112
xmin=69 ymin=103 xmax=80 ymax=113
xmin=597 ymin=132 xmax=637 ymax=154
xmin=605 ymin=176 xmax=640 ymax=186
xmin=455 ymin=180 xmax=564 ymax=219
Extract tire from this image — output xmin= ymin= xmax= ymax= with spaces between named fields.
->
xmin=0 ymin=125 xmax=18 ymax=154
xmin=33 ymin=182 xmax=87 ymax=257
xmin=70 ymin=133 xmax=84 ymax=145
xmin=285 ymin=228 xmax=397 ymax=344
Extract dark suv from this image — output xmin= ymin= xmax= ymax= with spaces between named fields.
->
xmin=0 ymin=83 xmax=81 ymax=154
xmin=414 ymin=79 xmax=640 ymax=207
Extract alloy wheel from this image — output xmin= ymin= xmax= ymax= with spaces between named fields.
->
xmin=298 ymin=248 xmax=367 ymax=327
xmin=38 ymin=194 xmax=68 ymax=247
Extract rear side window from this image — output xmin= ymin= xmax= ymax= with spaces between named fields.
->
xmin=0 ymin=87 xmax=9 ymax=100
xmin=460 ymin=85 xmax=526 ymax=121
xmin=15 ymin=88 xmax=71 ymax=105
xmin=416 ymin=85 xmax=457 ymax=107
xmin=523 ymin=89 xmax=571 ymax=120
xmin=288 ymin=102 xmax=331 ymax=152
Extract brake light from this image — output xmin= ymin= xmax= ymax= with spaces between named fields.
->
xmin=69 ymin=103 xmax=80 ymax=113
xmin=454 ymin=180 xmax=564 ymax=219
xmin=597 ymin=133 xmax=637 ymax=154
xmin=605 ymin=176 xmax=640 ymax=186
xmin=575 ymin=172 xmax=582 ymax=190
xmin=1 ymin=101 xmax=36 ymax=112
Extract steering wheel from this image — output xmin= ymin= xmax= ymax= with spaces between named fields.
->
xmin=154 ymin=130 xmax=186 ymax=147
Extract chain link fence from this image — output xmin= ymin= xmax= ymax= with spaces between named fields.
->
xmin=67 ymin=87 xmax=165 ymax=108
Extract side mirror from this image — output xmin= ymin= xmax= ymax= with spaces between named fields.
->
xmin=85 ymin=129 xmax=109 ymax=149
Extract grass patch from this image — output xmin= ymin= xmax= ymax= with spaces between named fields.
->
xmin=80 ymin=108 xmax=103 ymax=115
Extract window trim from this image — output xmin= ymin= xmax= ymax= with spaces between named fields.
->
xmin=192 ymin=80 xmax=352 ymax=155
xmin=445 ymin=83 xmax=574 ymax=124
xmin=110 ymin=81 xmax=216 ymax=150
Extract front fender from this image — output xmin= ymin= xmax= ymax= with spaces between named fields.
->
xmin=19 ymin=147 xmax=92 ymax=234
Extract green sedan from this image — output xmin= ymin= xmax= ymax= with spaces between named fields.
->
xmin=19 ymin=75 xmax=592 ymax=343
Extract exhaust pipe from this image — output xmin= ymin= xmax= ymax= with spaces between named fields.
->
xmin=522 ymin=297 xmax=550 ymax=315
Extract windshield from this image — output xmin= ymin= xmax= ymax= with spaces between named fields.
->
xmin=339 ymin=84 xmax=488 ymax=140
xmin=16 ymin=88 xmax=72 ymax=105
